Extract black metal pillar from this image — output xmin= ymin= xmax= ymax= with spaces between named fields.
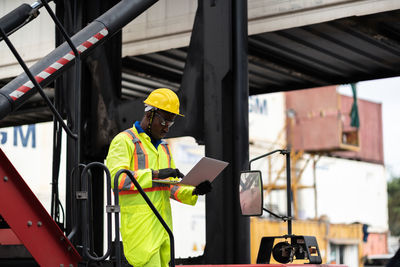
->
xmin=233 ymin=0 xmax=250 ymax=261
xmin=203 ymin=0 xmax=250 ymax=264
xmin=56 ymin=0 xmax=121 ymax=256
xmin=177 ymin=0 xmax=249 ymax=263
xmin=55 ymin=0 xmax=84 ymax=249
xmin=80 ymin=3 xmax=121 ymax=254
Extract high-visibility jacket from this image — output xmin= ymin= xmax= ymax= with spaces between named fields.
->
xmin=106 ymin=125 xmax=198 ymax=266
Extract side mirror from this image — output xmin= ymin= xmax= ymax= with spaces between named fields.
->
xmin=239 ymin=170 xmax=263 ymax=216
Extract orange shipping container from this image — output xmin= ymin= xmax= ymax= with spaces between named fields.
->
xmin=285 ymin=86 xmax=384 ymax=164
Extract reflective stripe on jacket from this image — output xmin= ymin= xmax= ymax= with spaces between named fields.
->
xmin=106 ymin=125 xmax=198 ymax=266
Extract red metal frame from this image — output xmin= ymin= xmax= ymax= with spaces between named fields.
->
xmin=0 ymin=229 xmax=21 ymax=245
xmin=0 ymin=148 xmax=81 ymax=266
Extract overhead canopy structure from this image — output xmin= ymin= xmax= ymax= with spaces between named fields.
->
xmin=1 ymin=8 xmax=399 ymax=128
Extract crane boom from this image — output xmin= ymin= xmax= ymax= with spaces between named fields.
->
xmin=0 ymin=0 xmax=158 ymax=120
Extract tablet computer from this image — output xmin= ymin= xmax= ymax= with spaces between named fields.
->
xmin=180 ymin=157 xmax=229 ymax=186
xmin=152 ymin=157 xmax=229 ymax=186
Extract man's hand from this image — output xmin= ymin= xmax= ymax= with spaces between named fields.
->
xmin=192 ymin=180 xmax=212 ymax=195
xmin=153 ymin=168 xmax=184 ymax=179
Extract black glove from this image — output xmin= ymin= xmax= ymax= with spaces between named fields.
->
xmin=156 ymin=168 xmax=184 ymax=179
xmin=192 ymin=180 xmax=212 ymax=195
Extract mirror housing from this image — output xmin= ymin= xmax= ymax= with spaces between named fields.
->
xmin=239 ymin=170 xmax=263 ymax=216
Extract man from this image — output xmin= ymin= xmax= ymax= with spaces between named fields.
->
xmin=106 ymin=88 xmax=211 ymax=267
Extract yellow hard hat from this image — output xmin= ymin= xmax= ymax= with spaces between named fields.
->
xmin=143 ymin=88 xmax=184 ymax=116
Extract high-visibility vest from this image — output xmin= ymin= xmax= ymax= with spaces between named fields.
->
xmin=106 ymin=126 xmax=198 ymax=266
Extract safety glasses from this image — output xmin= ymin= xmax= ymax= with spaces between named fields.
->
xmin=154 ymin=112 xmax=175 ymax=128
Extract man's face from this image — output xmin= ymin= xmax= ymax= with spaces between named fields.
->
xmin=150 ymin=110 xmax=176 ymax=139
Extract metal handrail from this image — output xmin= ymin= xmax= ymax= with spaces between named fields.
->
xmin=114 ymin=169 xmax=176 ymax=267
xmin=67 ymin=163 xmax=87 ymax=241
xmin=79 ymin=165 xmax=175 ymax=267
xmin=80 ymin=162 xmax=114 ymax=263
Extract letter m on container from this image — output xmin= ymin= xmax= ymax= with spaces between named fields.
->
xmin=14 ymin=125 xmax=36 ymax=148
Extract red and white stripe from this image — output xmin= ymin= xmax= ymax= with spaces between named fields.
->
xmin=9 ymin=28 xmax=109 ymax=101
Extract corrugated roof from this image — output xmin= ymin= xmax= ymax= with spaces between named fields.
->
xmin=248 ymin=9 xmax=400 ymax=94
